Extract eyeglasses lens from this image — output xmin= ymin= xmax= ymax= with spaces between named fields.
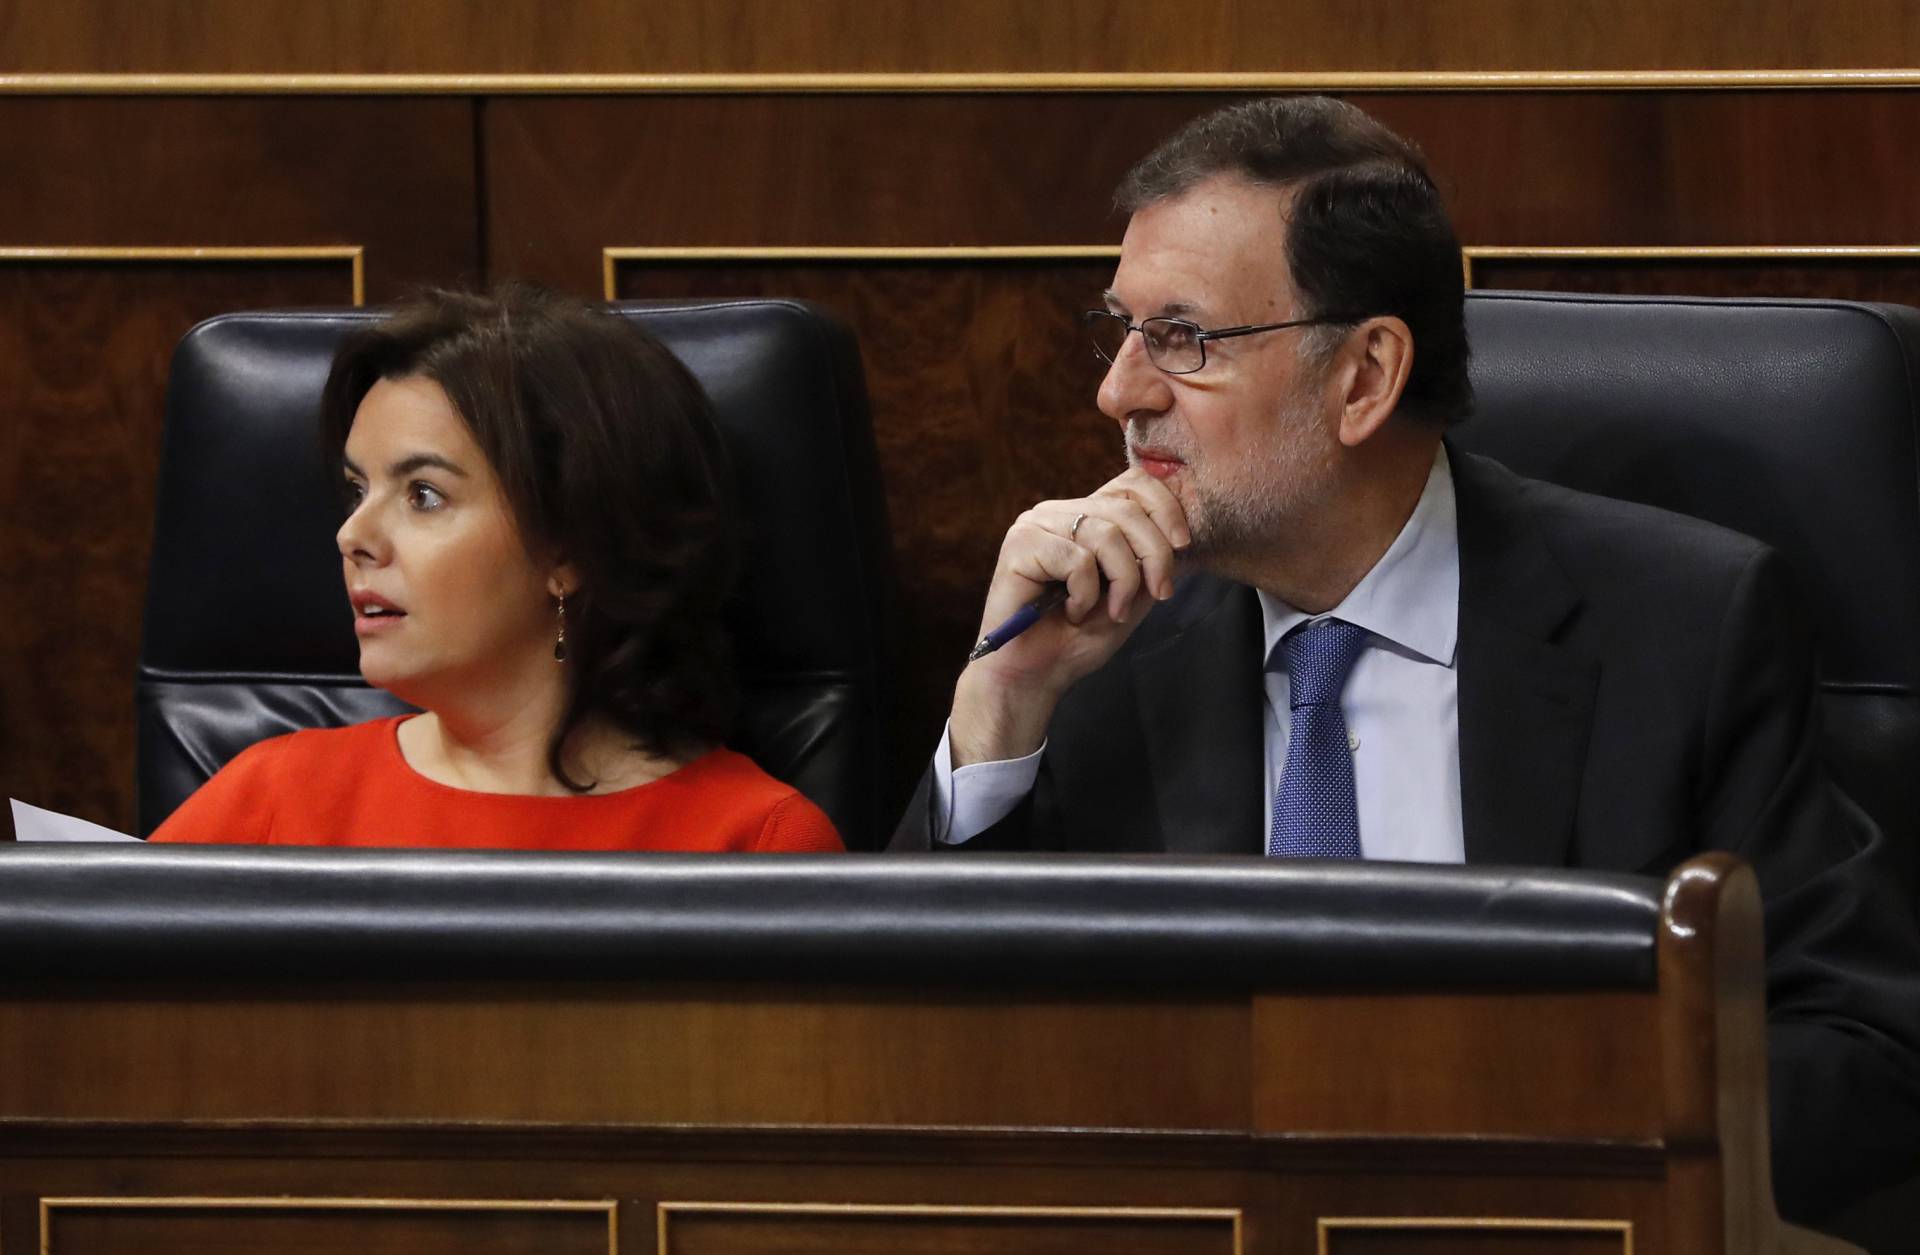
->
xmin=1141 ymin=319 xmax=1202 ymax=373
xmin=1084 ymin=312 xmax=1205 ymax=373
xmin=1085 ymin=311 xmax=1129 ymax=364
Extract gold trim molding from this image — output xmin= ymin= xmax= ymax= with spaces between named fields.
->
xmin=658 ymin=1201 xmax=1243 ymax=1255
xmin=7 ymin=69 xmax=1920 ymax=95
xmin=1319 ymin=1215 xmax=1633 ymax=1254
xmin=41 ymin=1196 xmax=618 ymax=1255
xmin=602 ymin=244 xmax=1120 ymax=299
xmin=0 ymin=245 xmax=366 ymax=304
xmin=1461 ymin=244 xmax=1920 ymax=288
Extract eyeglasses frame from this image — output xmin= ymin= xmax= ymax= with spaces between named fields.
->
xmin=1083 ymin=309 xmax=1370 ymax=375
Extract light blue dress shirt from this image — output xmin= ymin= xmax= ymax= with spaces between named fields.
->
xmin=935 ymin=446 xmax=1465 ymax=862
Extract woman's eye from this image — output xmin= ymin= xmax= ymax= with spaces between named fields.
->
xmin=407 ymin=482 xmax=447 ymax=511
xmin=343 ymin=479 xmax=366 ymax=506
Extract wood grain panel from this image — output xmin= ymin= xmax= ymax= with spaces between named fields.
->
xmin=0 ymin=259 xmax=355 ymax=833
xmin=1252 ymin=993 xmax=1662 ymax=1140
xmin=6 ymin=0 xmax=1920 ymax=75
xmin=490 ymin=91 xmax=1920 ymax=277
xmin=660 ymin=1205 xmax=1237 ymax=1255
xmin=1366 ymin=92 xmax=1920 ymax=247
xmin=485 ymin=96 xmax=1158 ymax=290
xmin=612 ymin=257 xmax=1119 ymax=797
xmin=0 ymin=98 xmax=477 ymax=299
xmin=1321 ymin=1220 xmax=1627 ymax=1254
xmin=42 ymin=1199 xmax=612 ymax=1255
xmin=0 ymin=986 xmax=1252 ymax=1130
xmin=0 ymin=1132 xmax=1673 ymax=1255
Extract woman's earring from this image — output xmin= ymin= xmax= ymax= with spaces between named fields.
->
xmin=553 ymin=595 xmax=569 ymax=663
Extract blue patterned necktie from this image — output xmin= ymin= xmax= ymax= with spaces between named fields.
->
xmin=1267 ymin=618 xmax=1369 ymax=859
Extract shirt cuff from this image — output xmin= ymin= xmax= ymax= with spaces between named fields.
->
xmin=930 ymin=720 xmax=1046 ymax=845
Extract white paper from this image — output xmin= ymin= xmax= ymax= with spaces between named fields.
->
xmin=10 ymin=798 xmax=140 ymax=842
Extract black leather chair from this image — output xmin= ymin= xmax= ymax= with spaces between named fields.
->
xmin=1457 ymin=291 xmax=1920 ymax=876
xmin=137 ymin=299 xmax=895 ymax=848
xmin=1457 ymin=290 xmax=1920 ymax=1252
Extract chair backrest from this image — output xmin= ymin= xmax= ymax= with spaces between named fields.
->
xmin=1455 ymin=291 xmax=1920 ymax=856
xmin=138 ymin=299 xmax=894 ymax=847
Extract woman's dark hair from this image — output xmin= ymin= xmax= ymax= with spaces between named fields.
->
xmin=320 ymin=282 xmax=742 ymax=791
xmin=1116 ymin=95 xmax=1473 ymax=425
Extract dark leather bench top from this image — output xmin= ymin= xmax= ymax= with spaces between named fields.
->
xmin=0 ymin=846 xmax=1661 ymax=988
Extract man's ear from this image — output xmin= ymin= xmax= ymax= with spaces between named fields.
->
xmin=1335 ymin=316 xmax=1415 ymax=448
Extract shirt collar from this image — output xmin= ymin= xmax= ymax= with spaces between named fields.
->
xmin=1257 ymin=443 xmax=1460 ymax=669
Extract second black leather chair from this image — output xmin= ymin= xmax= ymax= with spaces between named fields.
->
xmin=138 ymin=299 xmax=895 ymax=848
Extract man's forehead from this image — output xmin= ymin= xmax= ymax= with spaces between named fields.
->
xmin=1108 ymin=180 xmax=1296 ymax=318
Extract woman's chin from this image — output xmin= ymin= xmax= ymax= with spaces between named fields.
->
xmin=357 ymin=654 xmax=416 ymax=701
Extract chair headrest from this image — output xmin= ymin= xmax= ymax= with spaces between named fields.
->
xmin=1459 ymin=291 xmax=1920 ymax=685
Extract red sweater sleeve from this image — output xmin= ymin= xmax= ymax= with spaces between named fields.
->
xmin=146 ymin=736 xmax=284 ymax=843
xmin=754 ymin=792 xmax=845 ymax=852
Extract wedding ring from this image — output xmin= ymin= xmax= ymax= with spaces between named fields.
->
xmin=1068 ymin=511 xmax=1088 ymax=542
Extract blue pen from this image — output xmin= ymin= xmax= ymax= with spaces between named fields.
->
xmin=968 ymin=584 xmax=1074 ymax=662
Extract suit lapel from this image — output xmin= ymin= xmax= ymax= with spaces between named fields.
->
xmin=1452 ymin=449 xmax=1600 ymax=868
xmin=1130 ymin=582 xmax=1267 ymax=854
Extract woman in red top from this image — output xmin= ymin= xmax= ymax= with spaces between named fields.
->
xmin=151 ymin=285 xmax=840 ymax=853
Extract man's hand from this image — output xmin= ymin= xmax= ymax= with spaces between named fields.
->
xmin=949 ymin=467 xmax=1191 ymax=767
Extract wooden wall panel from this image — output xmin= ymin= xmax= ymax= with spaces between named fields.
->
xmin=487 ymin=90 xmax=1909 ymax=257
xmin=1320 ymin=1223 xmax=1627 ymax=1254
xmin=41 ymin=1199 xmax=613 ymax=1255
xmin=5 ymin=0 xmax=1920 ymax=75
xmin=0 ymin=259 xmax=353 ymax=831
xmin=0 ymin=98 xmax=479 ymax=835
xmin=0 ymin=98 xmax=479 ymax=295
xmin=658 ymin=1204 xmax=1237 ymax=1255
xmin=487 ymin=91 xmax=1920 ymax=266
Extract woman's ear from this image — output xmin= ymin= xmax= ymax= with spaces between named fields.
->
xmin=547 ymin=563 xmax=580 ymax=600
xmin=1336 ymin=316 xmax=1415 ymax=448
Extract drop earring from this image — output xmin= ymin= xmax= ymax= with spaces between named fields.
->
xmin=553 ymin=595 xmax=568 ymax=663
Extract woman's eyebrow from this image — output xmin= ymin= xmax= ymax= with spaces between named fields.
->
xmin=388 ymin=453 xmax=469 ymax=478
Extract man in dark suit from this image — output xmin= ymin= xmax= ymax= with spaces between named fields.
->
xmin=892 ymin=95 xmax=1920 ymax=1227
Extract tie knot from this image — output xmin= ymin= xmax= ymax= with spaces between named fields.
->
xmin=1276 ymin=618 xmax=1369 ymax=709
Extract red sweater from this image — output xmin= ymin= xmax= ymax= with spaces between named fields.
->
xmin=148 ymin=716 xmax=842 ymax=852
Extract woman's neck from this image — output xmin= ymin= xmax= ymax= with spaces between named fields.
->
xmin=399 ymin=706 xmax=691 ymax=796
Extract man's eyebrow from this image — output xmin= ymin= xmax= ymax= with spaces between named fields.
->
xmin=1103 ymin=290 xmax=1202 ymax=320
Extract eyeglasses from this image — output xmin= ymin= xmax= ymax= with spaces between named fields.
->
xmin=1083 ymin=309 xmax=1365 ymax=375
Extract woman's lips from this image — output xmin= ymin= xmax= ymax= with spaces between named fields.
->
xmin=353 ymin=611 xmax=406 ymax=638
xmin=349 ymin=591 xmax=407 ymax=636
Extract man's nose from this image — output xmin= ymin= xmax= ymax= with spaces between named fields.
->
xmin=1096 ymin=329 xmax=1173 ymax=425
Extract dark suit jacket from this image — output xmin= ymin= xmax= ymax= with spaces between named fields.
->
xmin=893 ymin=448 xmax=1920 ymax=1223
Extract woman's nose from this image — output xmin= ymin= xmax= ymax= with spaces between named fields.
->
xmin=336 ymin=499 xmax=382 ymax=564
